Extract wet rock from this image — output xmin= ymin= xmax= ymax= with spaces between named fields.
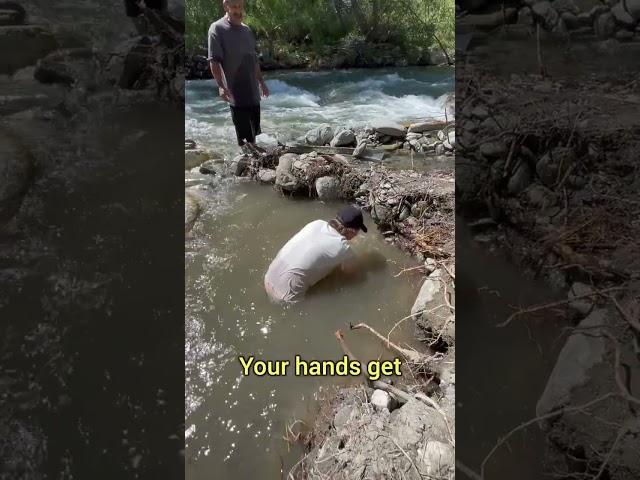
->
xmin=0 ymin=128 xmax=33 ymax=227
xmin=628 ymin=0 xmax=640 ymax=21
xmin=551 ymin=0 xmax=579 ymax=14
xmin=185 ymin=148 xmax=213 ymax=169
xmin=199 ymin=159 xmax=222 ymax=176
xmin=370 ymin=201 xmax=393 ymax=227
xmin=0 ymin=25 xmax=59 ymax=74
xmin=615 ymin=29 xmax=635 ymax=40
xmin=568 ymin=282 xmax=595 ymax=315
xmin=304 ymin=125 xmax=334 ymax=145
xmin=257 ymin=169 xmax=276 ymax=184
xmin=411 ymin=270 xmax=442 ymax=316
xmin=330 ymin=129 xmax=356 ymax=147
xmin=231 ymin=154 xmax=250 ymax=177
xmin=561 ymin=11 xmax=581 ymax=28
xmin=595 ymin=12 xmax=617 ymax=39
xmin=370 ymin=389 xmax=393 ymax=412
xmin=536 ymin=309 xmax=607 ymax=423
xmin=480 ymin=141 xmax=506 ymax=158
xmin=34 ymin=48 xmax=97 ymax=86
xmin=372 ymin=121 xmax=406 ymax=138
xmin=276 ymin=153 xmax=303 ymax=192
xmin=185 ymin=190 xmax=203 ymax=233
xmin=408 ymin=121 xmax=440 ymax=133
xmin=507 ymin=160 xmax=533 ymax=195
xmin=315 ymin=176 xmax=340 ymax=200
xmin=612 ymin=2 xmax=636 ymax=27
xmin=518 ymin=6 xmax=535 ymax=25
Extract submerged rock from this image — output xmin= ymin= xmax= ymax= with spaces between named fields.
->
xmin=257 ymin=168 xmax=276 ymax=184
xmin=0 ymin=25 xmax=59 ymax=74
xmin=185 ymin=148 xmax=213 ymax=169
xmin=315 ymin=176 xmax=340 ymax=200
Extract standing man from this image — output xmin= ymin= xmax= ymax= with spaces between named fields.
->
xmin=208 ymin=0 xmax=269 ymax=150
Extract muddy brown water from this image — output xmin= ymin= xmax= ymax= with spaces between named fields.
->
xmin=185 ymin=181 xmax=424 ymax=479
xmin=456 ymin=219 xmax=570 ymax=479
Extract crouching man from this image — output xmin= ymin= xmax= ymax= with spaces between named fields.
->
xmin=264 ymin=206 xmax=368 ymax=304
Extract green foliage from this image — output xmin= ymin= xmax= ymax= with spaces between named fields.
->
xmin=185 ymin=0 xmax=454 ymax=60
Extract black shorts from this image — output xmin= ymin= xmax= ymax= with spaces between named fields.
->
xmin=230 ymin=105 xmax=261 ymax=146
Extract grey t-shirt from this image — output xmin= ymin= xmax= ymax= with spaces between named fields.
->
xmin=208 ymin=16 xmax=260 ymax=107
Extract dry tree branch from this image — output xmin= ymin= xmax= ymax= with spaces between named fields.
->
xmin=497 ymin=286 xmax=629 ymax=328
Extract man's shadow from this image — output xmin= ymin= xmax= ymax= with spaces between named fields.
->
xmin=306 ymin=250 xmax=388 ymax=299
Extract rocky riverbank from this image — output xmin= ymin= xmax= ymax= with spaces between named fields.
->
xmin=184 ymin=117 xmax=456 ymax=479
xmin=457 ymin=22 xmax=640 ymax=478
xmin=185 ymin=40 xmax=452 ymax=80
xmin=458 ymin=0 xmax=640 ymax=46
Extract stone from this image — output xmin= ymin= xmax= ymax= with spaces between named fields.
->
xmin=0 ymin=26 xmax=59 ymax=75
xmin=0 ymin=129 xmax=33 ymax=226
xmin=371 ymin=121 xmax=406 ymax=138
xmin=370 ymin=200 xmax=393 ymax=227
xmin=480 ymin=141 xmax=506 ymax=158
xmin=595 ymin=12 xmax=617 ymax=39
xmin=532 ymin=1 xmax=560 ymax=28
xmin=185 ymin=149 xmax=211 ymax=169
xmin=424 ymin=258 xmax=438 ymax=275
xmin=330 ymin=129 xmax=356 ymax=147
xmin=427 ymin=48 xmax=448 ymax=65
xmin=370 ymin=390 xmax=392 ymax=412
xmin=275 ymin=153 xmax=303 ymax=192
xmin=518 ymin=6 xmax=535 ymax=25
xmin=315 ymin=176 xmax=340 ymax=200
xmin=536 ymin=147 xmax=575 ymax=187
xmin=616 ymin=29 xmax=635 ymax=40
xmin=561 ymin=11 xmax=581 ymax=29
xmin=536 ymin=309 xmax=608 ymax=420
xmin=408 ymin=121 xmax=441 ymax=133
xmin=611 ymin=2 xmax=636 ymax=27
xmin=199 ymin=160 xmax=221 ymax=175
xmin=185 ymin=190 xmax=203 ymax=233
xmin=411 ymin=270 xmax=442 ymax=316
xmin=352 ymin=140 xmax=367 ymax=158
xmin=435 ymin=143 xmax=445 ymax=155
xmin=551 ymin=0 xmax=579 ymax=14
xmin=34 ymin=48 xmax=95 ymax=86
xmin=257 ymin=169 xmax=276 ymax=184
xmin=471 ymin=105 xmax=489 ymax=119
xmin=459 ymin=9 xmax=517 ymax=28
xmin=507 ymin=160 xmax=533 ymax=195
xmin=447 ymin=130 xmax=455 ymax=148
xmin=333 ymin=404 xmax=356 ymax=433
xmin=406 ymin=132 xmax=422 ymax=141
xmin=568 ymin=282 xmax=595 ymax=315
xmin=304 ymin=125 xmax=334 ymax=145
xmin=628 ymin=0 xmax=640 ymax=21
xmin=525 ymin=184 xmax=556 ymax=208
xmin=422 ymin=441 xmax=455 ymax=478
xmin=230 ymin=154 xmax=250 ymax=177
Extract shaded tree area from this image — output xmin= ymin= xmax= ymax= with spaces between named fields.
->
xmin=186 ymin=0 xmax=454 ymax=68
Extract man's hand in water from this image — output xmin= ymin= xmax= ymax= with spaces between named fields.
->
xmin=218 ymin=86 xmax=233 ymax=103
xmin=259 ymin=80 xmax=270 ymax=98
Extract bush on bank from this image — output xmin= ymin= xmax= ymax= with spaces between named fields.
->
xmin=185 ymin=0 xmax=454 ymax=66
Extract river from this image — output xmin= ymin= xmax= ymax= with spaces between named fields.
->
xmin=184 ymin=67 xmax=454 ymax=479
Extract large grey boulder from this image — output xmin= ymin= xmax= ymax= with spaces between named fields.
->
xmin=330 ymin=129 xmax=356 ymax=147
xmin=372 ymin=121 xmax=406 ymax=138
xmin=275 ymin=153 xmax=303 ymax=192
xmin=536 ymin=309 xmax=607 ymax=420
xmin=304 ymin=125 xmax=334 ymax=145
xmin=411 ymin=270 xmax=443 ymax=316
xmin=0 ymin=129 xmax=33 ymax=226
xmin=532 ymin=1 xmax=560 ymax=28
xmin=315 ymin=176 xmax=340 ymax=200
xmin=0 ymin=25 xmax=59 ymax=74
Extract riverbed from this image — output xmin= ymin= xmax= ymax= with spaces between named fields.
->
xmin=184 ymin=67 xmax=454 ymax=479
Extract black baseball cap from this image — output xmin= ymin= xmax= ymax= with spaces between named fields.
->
xmin=337 ymin=206 xmax=368 ymax=233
